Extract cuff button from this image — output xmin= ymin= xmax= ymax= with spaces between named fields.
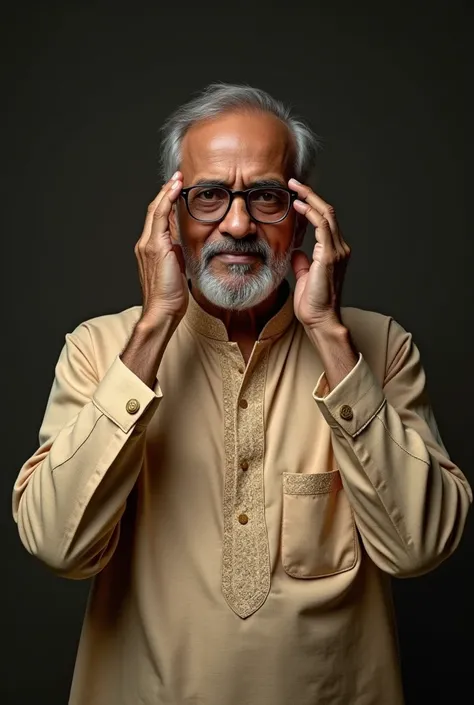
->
xmin=126 ymin=398 xmax=140 ymax=415
xmin=339 ymin=404 xmax=353 ymax=421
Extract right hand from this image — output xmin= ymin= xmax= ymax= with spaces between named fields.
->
xmin=135 ymin=172 xmax=188 ymax=325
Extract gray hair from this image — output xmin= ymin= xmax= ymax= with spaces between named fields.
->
xmin=159 ymin=83 xmax=321 ymax=182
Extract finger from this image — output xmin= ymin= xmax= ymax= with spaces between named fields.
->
xmin=289 ymin=178 xmax=336 ymax=224
xmin=289 ymin=178 xmax=345 ymax=254
xmin=140 ymin=172 xmax=182 ymax=246
xmin=149 ymin=171 xmax=182 ymax=212
xmin=293 ymin=199 xmax=334 ymax=251
xmin=147 ymin=179 xmax=183 ymax=248
xmin=291 ymin=249 xmax=311 ymax=280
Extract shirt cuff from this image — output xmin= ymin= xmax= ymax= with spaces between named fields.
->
xmin=93 ymin=356 xmax=162 ymax=433
xmin=313 ymin=354 xmax=386 ymax=437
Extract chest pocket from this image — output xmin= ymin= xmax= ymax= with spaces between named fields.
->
xmin=281 ymin=471 xmax=358 ymax=578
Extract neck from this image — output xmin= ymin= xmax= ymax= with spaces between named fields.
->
xmin=191 ymin=281 xmax=288 ymax=343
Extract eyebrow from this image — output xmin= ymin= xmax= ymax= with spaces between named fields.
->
xmin=192 ymin=178 xmax=287 ymax=189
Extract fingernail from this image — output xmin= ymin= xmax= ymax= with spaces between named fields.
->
xmin=171 ymin=180 xmax=180 ymax=190
xmin=290 ymin=178 xmax=301 ymax=185
xmin=171 ymin=171 xmax=179 ymax=180
xmin=294 ymin=199 xmax=306 ymax=207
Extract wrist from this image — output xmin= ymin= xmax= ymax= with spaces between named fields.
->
xmin=137 ymin=309 xmax=183 ymax=338
xmin=305 ymin=317 xmax=349 ymax=345
xmin=131 ymin=312 xmax=181 ymax=359
xmin=306 ymin=321 xmax=358 ymax=392
xmin=121 ymin=311 xmax=181 ymax=388
xmin=307 ymin=323 xmax=354 ymax=356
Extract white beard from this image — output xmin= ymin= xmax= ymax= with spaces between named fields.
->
xmin=179 ymin=231 xmax=295 ymax=311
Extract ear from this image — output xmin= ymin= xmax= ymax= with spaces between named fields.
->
xmin=293 ymin=213 xmax=307 ymax=248
xmin=169 ymin=204 xmax=180 ymax=243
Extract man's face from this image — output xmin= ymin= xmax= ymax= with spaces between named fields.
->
xmin=171 ymin=111 xmax=303 ymax=310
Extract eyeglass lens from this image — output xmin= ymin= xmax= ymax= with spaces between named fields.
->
xmin=187 ymin=187 xmax=290 ymax=223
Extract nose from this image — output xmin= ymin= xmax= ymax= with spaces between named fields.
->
xmin=218 ymin=196 xmax=257 ymax=239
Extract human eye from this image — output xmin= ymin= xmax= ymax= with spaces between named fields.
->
xmin=194 ymin=187 xmax=226 ymax=202
xmin=253 ymin=190 xmax=279 ymax=202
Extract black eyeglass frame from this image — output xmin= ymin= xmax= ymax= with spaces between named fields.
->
xmin=180 ymin=184 xmax=298 ymax=224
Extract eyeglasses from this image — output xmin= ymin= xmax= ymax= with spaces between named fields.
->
xmin=180 ymin=184 xmax=298 ymax=224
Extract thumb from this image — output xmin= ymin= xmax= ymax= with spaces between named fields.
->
xmin=291 ymin=249 xmax=311 ymax=281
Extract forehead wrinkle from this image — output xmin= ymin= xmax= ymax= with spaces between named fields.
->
xmin=185 ymin=150 xmax=289 ymax=186
xmin=180 ymin=112 xmax=294 ymax=183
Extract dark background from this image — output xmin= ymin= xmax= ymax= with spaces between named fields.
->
xmin=2 ymin=1 xmax=472 ymax=703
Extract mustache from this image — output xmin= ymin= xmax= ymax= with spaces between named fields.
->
xmin=202 ymin=238 xmax=270 ymax=266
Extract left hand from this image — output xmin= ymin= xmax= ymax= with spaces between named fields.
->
xmin=288 ymin=178 xmax=351 ymax=330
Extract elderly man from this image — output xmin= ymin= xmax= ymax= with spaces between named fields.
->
xmin=13 ymin=83 xmax=471 ymax=705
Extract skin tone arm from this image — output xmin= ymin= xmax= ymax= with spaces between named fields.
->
xmin=289 ymin=178 xmax=358 ymax=391
xmin=121 ymin=172 xmax=186 ymax=387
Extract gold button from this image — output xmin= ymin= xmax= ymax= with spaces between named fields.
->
xmin=238 ymin=513 xmax=249 ymax=525
xmin=240 ymin=460 xmax=249 ymax=471
xmin=339 ymin=404 xmax=353 ymax=421
xmin=238 ymin=367 xmax=244 ymax=374
xmin=239 ymin=399 xmax=248 ymax=409
xmin=126 ymin=398 xmax=140 ymax=415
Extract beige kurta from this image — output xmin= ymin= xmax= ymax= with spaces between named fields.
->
xmin=12 ymin=288 xmax=472 ymax=705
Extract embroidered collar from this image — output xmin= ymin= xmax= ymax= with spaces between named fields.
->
xmin=183 ymin=281 xmax=295 ymax=342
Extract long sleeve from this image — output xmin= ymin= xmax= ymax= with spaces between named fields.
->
xmin=313 ymin=318 xmax=472 ymax=577
xmin=12 ymin=324 xmax=161 ymax=579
